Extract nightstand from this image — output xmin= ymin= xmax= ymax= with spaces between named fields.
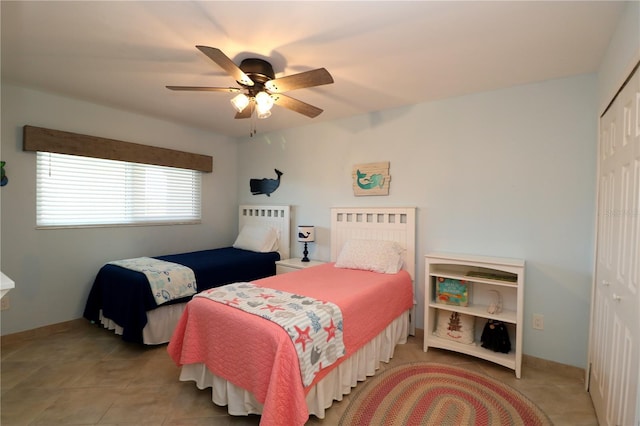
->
xmin=276 ymin=258 xmax=326 ymax=275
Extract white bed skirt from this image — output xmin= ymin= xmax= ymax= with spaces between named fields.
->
xmin=178 ymin=310 xmax=410 ymax=420
xmin=99 ymin=302 xmax=187 ymax=345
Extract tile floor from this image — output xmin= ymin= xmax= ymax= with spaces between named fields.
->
xmin=1 ymin=320 xmax=598 ymax=425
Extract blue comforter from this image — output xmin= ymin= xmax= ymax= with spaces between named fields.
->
xmin=83 ymin=247 xmax=280 ymax=343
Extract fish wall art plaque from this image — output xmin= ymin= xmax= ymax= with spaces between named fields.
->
xmin=352 ymin=162 xmax=390 ymax=196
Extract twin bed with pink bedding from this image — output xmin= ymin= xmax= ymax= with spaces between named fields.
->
xmin=167 ymin=207 xmax=417 ymax=425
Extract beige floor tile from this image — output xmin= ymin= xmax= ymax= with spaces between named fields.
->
xmin=1 ymin=386 xmax=61 ymax=425
xmin=16 ymin=360 xmax=97 ymax=389
xmin=1 ymin=360 xmax=40 ymax=390
xmin=71 ymin=358 xmax=151 ymax=388
xmin=30 ymin=387 xmax=120 ymax=425
xmin=98 ymin=386 xmax=177 ymax=424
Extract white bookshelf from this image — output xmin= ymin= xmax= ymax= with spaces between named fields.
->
xmin=424 ymin=253 xmax=525 ymax=378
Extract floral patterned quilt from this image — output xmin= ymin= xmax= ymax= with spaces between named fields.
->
xmin=196 ymin=282 xmax=345 ymax=386
xmin=108 ymin=257 xmax=196 ymax=304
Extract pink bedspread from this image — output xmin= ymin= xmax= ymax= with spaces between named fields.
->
xmin=167 ymin=263 xmax=413 ymax=426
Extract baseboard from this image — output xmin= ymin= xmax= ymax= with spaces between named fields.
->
xmin=415 ymin=327 xmax=585 ymax=381
xmin=414 ymin=327 xmax=424 ymax=341
xmin=522 ymin=354 xmax=585 ymax=381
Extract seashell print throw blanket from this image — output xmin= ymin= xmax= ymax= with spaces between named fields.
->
xmin=108 ymin=257 xmax=196 ymax=305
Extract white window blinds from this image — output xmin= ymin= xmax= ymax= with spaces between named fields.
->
xmin=36 ymin=152 xmax=201 ymax=227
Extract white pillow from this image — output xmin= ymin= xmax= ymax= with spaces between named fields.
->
xmin=334 ymin=239 xmax=404 ymax=274
xmin=232 ymin=225 xmax=279 ymax=253
xmin=434 ymin=310 xmax=475 ymax=345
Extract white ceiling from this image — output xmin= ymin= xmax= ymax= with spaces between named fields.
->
xmin=1 ymin=1 xmax=626 ymax=138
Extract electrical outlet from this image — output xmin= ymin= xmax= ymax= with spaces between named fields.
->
xmin=1 ymin=296 xmax=10 ymax=311
xmin=533 ymin=313 xmax=544 ymax=330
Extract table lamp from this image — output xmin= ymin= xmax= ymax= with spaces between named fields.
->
xmin=297 ymin=225 xmax=315 ymax=262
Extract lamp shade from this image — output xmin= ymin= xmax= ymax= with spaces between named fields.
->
xmin=255 ymin=91 xmax=274 ymax=111
xmin=297 ymin=226 xmax=315 ymax=242
xmin=230 ymin=93 xmax=250 ymax=113
xmin=256 ymin=108 xmax=272 ymax=120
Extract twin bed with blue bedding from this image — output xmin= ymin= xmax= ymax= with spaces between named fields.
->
xmin=84 ymin=248 xmax=280 ymax=343
xmin=83 ymin=205 xmax=291 ymax=344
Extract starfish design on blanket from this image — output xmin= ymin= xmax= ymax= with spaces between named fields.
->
xmin=259 ymin=293 xmax=275 ymax=299
xmin=324 ymin=318 xmax=337 ymax=342
xmin=294 ymin=325 xmax=313 ymax=351
xmin=262 ymin=304 xmax=285 ymax=313
xmin=224 ymin=297 xmax=240 ymax=306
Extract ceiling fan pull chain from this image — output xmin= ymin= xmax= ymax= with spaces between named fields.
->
xmin=250 ymin=108 xmax=257 ymax=137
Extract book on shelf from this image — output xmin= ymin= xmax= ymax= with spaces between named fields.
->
xmin=435 ymin=277 xmax=469 ymax=306
xmin=466 ymin=271 xmax=517 ymax=282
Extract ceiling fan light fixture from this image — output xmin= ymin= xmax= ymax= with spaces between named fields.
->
xmin=255 ymin=91 xmax=274 ymax=112
xmin=230 ymin=93 xmax=250 ymax=113
xmin=256 ymin=108 xmax=272 ymax=120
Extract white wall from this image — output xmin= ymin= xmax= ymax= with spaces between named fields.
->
xmin=0 ymin=84 xmax=238 ymax=335
xmin=237 ymin=74 xmax=597 ymax=368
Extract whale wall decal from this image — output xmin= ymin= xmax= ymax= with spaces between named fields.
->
xmin=352 ymin=162 xmax=390 ymax=196
xmin=250 ymin=169 xmax=283 ymax=196
xmin=0 ymin=161 xmax=7 ymax=187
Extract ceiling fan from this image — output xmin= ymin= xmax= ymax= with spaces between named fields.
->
xmin=166 ymin=46 xmax=334 ymax=121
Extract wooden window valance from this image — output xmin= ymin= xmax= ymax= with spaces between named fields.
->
xmin=23 ymin=125 xmax=213 ymax=173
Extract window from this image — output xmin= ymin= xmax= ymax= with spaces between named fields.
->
xmin=36 ymin=152 xmax=201 ymax=227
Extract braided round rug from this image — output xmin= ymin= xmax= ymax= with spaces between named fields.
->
xmin=338 ymin=362 xmax=552 ymax=426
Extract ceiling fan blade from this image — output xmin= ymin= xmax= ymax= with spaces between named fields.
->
xmin=166 ymin=86 xmax=240 ymax=92
xmin=272 ymin=94 xmax=323 ymax=118
xmin=196 ymin=46 xmax=254 ymax=87
xmin=265 ymin=68 xmax=333 ymax=93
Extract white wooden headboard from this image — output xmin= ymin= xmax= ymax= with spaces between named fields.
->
xmin=330 ymin=207 xmax=417 ymax=334
xmin=239 ymin=205 xmax=291 ymax=259
xmin=330 ymin=207 xmax=416 ymax=279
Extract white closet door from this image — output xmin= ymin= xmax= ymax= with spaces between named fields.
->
xmin=589 ymin=65 xmax=640 ymax=426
